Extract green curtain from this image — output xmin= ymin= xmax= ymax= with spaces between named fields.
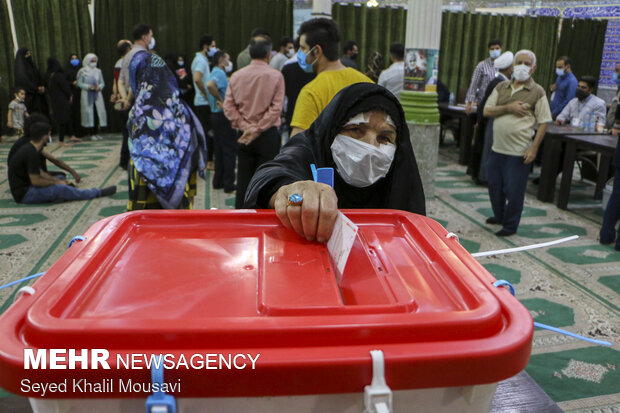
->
xmin=95 ymin=0 xmax=293 ymax=131
xmin=333 ymin=4 xmax=406 ymax=74
xmin=333 ymin=7 xmax=560 ymax=100
xmin=11 ymin=0 xmax=94 ymax=79
xmin=557 ymin=18 xmax=608 ymax=86
xmin=439 ymin=12 xmax=559 ymax=102
xmin=0 ymin=1 xmax=15 ymax=135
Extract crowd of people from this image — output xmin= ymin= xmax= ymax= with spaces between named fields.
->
xmin=3 ymin=18 xmax=619 ymax=250
xmin=463 ymin=39 xmax=620 ymax=249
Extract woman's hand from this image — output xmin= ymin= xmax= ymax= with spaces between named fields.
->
xmin=270 ymin=181 xmax=339 ymax=243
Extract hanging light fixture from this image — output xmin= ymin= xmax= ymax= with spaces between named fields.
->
xmin=367 ymin=0 xmax=379 ymax=7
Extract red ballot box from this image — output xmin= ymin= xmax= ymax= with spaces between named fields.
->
xmin=0 ymin=210 xmax=532 ymax=413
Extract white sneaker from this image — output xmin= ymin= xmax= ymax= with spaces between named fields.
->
xmin=90 ymin=135 xmax=98 ymax=141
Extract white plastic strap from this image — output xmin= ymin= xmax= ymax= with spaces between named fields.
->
xmin=375 ymin=403 xmax=390 ymax=413
xmin=364 ymin=350 xmax=393 ymax=413
xmin=14 ymin=286 xmax=35 ymax=303
xmin=471 ymin=235 xmax=578 ymax=258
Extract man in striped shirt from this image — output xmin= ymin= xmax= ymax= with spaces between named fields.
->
xmin=465 ymin=39 xmax=502 ymax=115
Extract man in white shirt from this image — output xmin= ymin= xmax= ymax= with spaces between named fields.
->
xmin=270 ymin=37 xmax=294 ymax=71
xmin=554 ymin=76 xmax=606 ymax=127
xmin=118 ymin=24 xmax=153 ymax=110
xmin=378 ymin=43 xmax=404 ymax=98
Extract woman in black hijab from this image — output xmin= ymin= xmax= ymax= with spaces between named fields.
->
xmin=14 ymin=48 xmax=47 ymax=114
xmin=46 ymin=58 xmax=74 ymax=145
xmin=164 ymin=53 xmax=194 ymax=105
xmin=65 ymin=53 xmax=82 ymax=140
xmin=244 ymin=83 xmax=425 ymax=242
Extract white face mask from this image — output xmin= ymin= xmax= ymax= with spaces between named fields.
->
xmin=224 ymin=61 xmax=233 ymax=73
xmin=330 ymin=134 xmax=396 ymax=188
xmin=513 ymin=64 xmax=531 ymax=82
xmin=148 ymin=37 xmax=156 ymax=50
xmin=89 ymin=61 xmax=97 ymax=68
xmin=285 ymin=49 xmax=294 ymax=58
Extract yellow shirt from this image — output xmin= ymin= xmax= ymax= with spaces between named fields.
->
xmin=290 ymin=68 xmax=373 ymax=131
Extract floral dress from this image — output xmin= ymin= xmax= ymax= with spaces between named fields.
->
xmin=127 ymin=51 xmax=207 ymax=210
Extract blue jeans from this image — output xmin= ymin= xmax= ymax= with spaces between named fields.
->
xmin=600 ymin=167 xmax=620 ymax=248
xmin=486 ymin=151 xmax=531 ymax=233
xmin=21 ymin=184 xmax=101 ymax=204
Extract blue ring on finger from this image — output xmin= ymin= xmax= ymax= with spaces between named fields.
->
xmin=287 ymin=193 xmax=303 ymax=206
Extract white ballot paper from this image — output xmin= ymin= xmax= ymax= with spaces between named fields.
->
xmin=327 ymin=211 xmax=359 ymax=285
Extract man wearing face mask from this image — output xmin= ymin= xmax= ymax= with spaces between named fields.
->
xmin=290 ymin=19 xmax=372 ymax=138
xmin=243 ymin=83 xmax=425 ymax=243
xmin=555 ymin=76 xmax=606 ymax=127
xmin=465 ymin=39 xmax=502 ymax=116
xmin=281 ymin=37 xmax=316 ymax=135
xmin=118 ymin=24 xmax=155 ymax=111
xmin=549 ymin=56 xmax=578 ymax=119
xmin=270 ymin=37 xmax=295 ymax=71
xmin=8 ymin=122 xmax=116 ymax=204
xmin=207 ymin=51 xmax=237 ymax=194
xmin=340 ymin=41 xmax=360 ymax=71
xmin=207 ymin=39 xmax=219 ymax=65
xmin=471 ymin=51 xmax=514 ymax=184
xmin=483 ymin=50 xmax=552 ymax=236
xmin=192 ymin=34 xmax=217 ymax=171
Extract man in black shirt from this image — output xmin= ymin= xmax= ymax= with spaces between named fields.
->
xmin=281 ymin=38 xmax=316 ymax=134
xmin=340 ymin=40 xmax=359 ymax=70
xmin=8 ymin=123 xmax=116 ymax=204
xmin=8 ymin=113 xmax=82 ymax=182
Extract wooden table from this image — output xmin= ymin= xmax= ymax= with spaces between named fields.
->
xmin=557 ymin=133 xmax=618 ymax=209
xmin=438 ymin=103 xmax=478 ymax=165
xmin=537 ymin=125 xmax=607 ymax=203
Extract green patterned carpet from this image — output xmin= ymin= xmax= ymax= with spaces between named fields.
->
xmin=0 ymin=134 xmax=619 ymax=411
